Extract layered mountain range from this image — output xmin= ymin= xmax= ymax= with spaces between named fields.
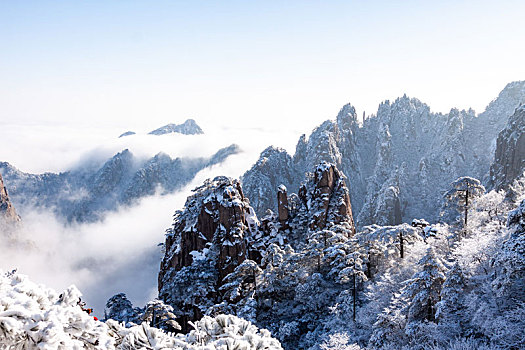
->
xmin=242 ymin=81 xmax=525 ymax=227
xmin=0 ymin=144 xmax=240 ymax=223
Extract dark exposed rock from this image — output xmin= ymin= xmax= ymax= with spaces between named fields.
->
xmin=243 ymin=104 xmax=364 ymax=221
xmin=489 ymin=106 xmax=525 ymax=191
xmin=0 ymin=173 xmax=20 ymax=225
xmin=158 ymin=162 xmax=357 ymax=331
xmin=277 ymin=185 xmax=289 ymax=225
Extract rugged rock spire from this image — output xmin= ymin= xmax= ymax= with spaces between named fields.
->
xmin=277 ymin=185 xmax=289 ymax=225
xmin=241 ymin=146 xmax=301 ymax=217
xmin=304 ymin=162 xmax=355 ymax=234
xmin=158 ymin=176 xmax=257 ymax=330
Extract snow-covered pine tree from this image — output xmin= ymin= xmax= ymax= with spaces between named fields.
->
xmin=104 ymin=293 xmax=142 ymax=325
xmin=493 ymin=199 xmax=525 ymax=306
xmin=403 ymin=247 xmax=446 ymax=325
xmin=435 ymin=262 xmax=467 ymax=339
xmin=338 ymin=252 xmax=368 ymax=322
xmin=213 ymin=259 xmax=262 ymax=322
xmin=142 ymin=299 xmax=181 ymax=332
xmin=442 ymin=176 xmax=485 ymax=231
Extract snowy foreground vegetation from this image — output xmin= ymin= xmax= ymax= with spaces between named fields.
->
xmin=0 ymin=271 xmax=282 ymax=349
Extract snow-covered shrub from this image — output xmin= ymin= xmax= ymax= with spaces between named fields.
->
xmin=0 ymin=270 xmax=283 ymax=349
xmin=0 ymin=271 xmax=114 ymax=349
xmin=320 ymin=333 xmax=361 ymax=350
xmin=104 ymin=293 xmax=142 ymax=326
xmin=182 ymin=314 xmax=283 ymax=349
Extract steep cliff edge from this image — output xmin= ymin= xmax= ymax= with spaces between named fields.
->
xmin=489 ymin=106 xmax=525 ymax=191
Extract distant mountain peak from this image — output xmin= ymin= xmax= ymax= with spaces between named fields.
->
xmin=148 ymin=119 xmax=204 ymax=136
xmin=118 ymin=131 xmax=136 ymax=138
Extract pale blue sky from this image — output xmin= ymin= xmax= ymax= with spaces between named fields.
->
xmin=1 ymin=1 xmax=525 ymax=133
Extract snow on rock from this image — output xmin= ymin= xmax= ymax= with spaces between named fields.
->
xmin=118 ymin=131 xmax=136 ymax=138
xmin=298 ymin=162 xmax=356 ymax=235
xmin=148 ymin=119 xmax=204 ymax=136
xmin=241 ymin=146 xmax=301 ymax=218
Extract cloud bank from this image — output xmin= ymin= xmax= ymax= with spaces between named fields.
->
xmin=0 ymin=120 xmax=303 ymax=317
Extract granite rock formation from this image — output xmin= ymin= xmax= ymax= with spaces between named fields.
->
xmin=489 ymin=106 xmax=525 ymax=191
xmin=158 ymin=176 xmax=256 ymax=330
xmin=157 ymin=162 xmax=357 ymax=332
xmin=298 ymin=162 xmax=355 ymax=234
xmin=241 ymin=147 xmax=301 ymax=217
xmin=0 ymin=173 xmax=20 ymax=225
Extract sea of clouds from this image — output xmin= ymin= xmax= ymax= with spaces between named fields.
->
xmin=0 ymin=120 xmax=303 ymax=317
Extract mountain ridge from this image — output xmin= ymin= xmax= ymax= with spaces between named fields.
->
xmin=242 ymin=80 xmax=525 ymax=227
xmin=0 ymin=144 xmax=240 ymax=223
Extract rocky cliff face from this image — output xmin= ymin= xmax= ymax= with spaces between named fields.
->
xmin=158 ymin=176 xmax=257 ymax=330
xmin=0 ymin=173 xmax=20 ymax=225
xmin=241 ymin=147 xmax=301 ymax=216
xmin=0 ymin=173 xmax=21 ymax=244
xmin=243 ymin=104 xmax=364 ymax=219
xmin=242 ymin=81 xmax=525 ymax=227
xmin=293 ymin=104 xmax=365 ymax=215
xmin=0 ymin=144 xmax=240 ymax=223
xmin=489 ymin=106 xmax=525 ymax=191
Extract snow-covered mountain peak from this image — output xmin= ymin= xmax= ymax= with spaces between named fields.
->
xmin=148 ymin=119 xmax=204 ymax=136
